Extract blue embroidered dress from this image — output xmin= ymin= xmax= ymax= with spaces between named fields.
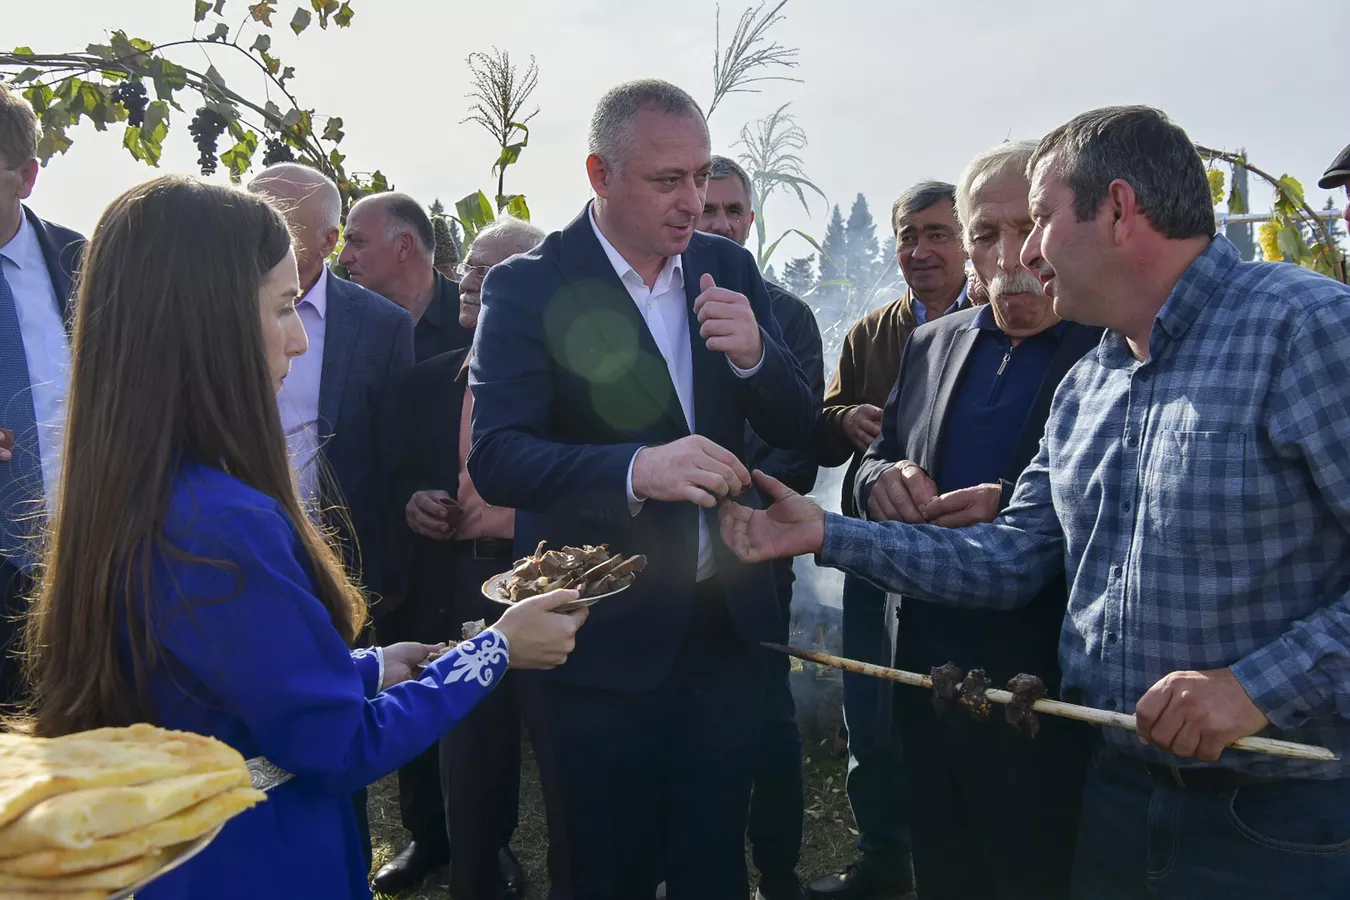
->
xmin=130 ymin=461 xmax=510 ymax=899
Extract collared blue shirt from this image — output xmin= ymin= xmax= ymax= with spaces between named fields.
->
xmin=910 ymin=282 xmax=969 ymax=325
xmin=935 ymin=305 xmax=1066 ymax=494
xmin=822 ymin=235 xmax=1350 ymax=778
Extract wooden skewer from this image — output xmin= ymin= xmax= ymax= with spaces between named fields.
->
xmin=764 ymin=643 xmax=1339 ymax=763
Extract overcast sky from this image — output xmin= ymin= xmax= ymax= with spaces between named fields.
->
xmin=13 ymin=0 xmax=1350 ymax=263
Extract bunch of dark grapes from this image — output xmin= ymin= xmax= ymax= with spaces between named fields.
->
xmin=187 ymin=108 xmax=228 ymax=176
xmin=261 ymin=137 xmax=295 ymax=166
xmin=109 ymin=79 xmax=148 ymax=127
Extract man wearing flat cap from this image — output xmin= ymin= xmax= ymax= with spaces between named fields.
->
xmin=1317 ymin=143 xmax=1350 ymax=229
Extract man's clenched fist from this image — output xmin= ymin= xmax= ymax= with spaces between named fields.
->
xmin=406 ymin=489 xmax=462 ymax=540
xmin=867 ymin=460 xmax=938 ymax=524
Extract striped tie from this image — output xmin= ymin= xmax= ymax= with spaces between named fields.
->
xmin=0 ymin=263 xmax=43 ymax=570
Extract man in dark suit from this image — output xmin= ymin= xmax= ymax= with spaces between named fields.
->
xmin=699 ymin=154 xmax=823 ymax=900
xmin=0 ymin=84 xmax=84 ymax=712
xmin=852 ymin=142 xmax=1099 ymax=900
xmin=339 ymin=191 xmax=473 ymax=361
xmin=811 ymin=181 xmax=969 ymax=900
xmin=468 ymin=80 xmax=818 ymax=900
xmin=382 ymin=216 xmax=545 ymax=899
xmin=248 ymin=164 xmax=415 ymax=604
xmin=247 ymin=164 xmax=415 ymax=877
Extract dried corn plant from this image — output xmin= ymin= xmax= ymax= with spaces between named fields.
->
xmin=462 ymin=48 xmax=540 ymax=213
xmin=707 ymin=0 xmax=801 ymax=121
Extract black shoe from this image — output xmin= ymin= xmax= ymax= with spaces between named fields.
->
xmin=499 ymin=846 xmax=526 ymax=899
xmin=757 ymin=869 xmax=806 ymax=900
xmin=371 ymin=841 xmax=449 ymax=895
xmin=805 ymin=858 xmax=914 ymax=900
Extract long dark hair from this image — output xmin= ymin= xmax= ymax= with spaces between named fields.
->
xmin=23 ymin=175 xmax=367 ymax=736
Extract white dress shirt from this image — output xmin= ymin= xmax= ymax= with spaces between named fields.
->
xmin=588 ymin=205 xmax=761 ymax=581
xmin=276 ymin=267 xmax=328 ymax=503
xmin=0 ymin=212 xmax=72 ymax=505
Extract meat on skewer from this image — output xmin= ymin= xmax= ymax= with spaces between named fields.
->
xmin=930 ymin=662 xmax=963 ymax=714
xmin=957 ymin=669 xmax=994 ymax=718
xmin=1005 ymin=673 xmax=1048 ymax=738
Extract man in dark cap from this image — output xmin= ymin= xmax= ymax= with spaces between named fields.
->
xmin=1317 ymin=144 xmax=1350 ymax=228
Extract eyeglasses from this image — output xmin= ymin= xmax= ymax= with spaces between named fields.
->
xmin=455 ymin=262 xmax=491 ymax=279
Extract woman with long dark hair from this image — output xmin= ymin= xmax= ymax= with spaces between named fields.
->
xmin=20 ymin=175 xmax=586 ymax=899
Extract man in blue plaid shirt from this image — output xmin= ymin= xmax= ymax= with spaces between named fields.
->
xmin=721 ymin=106 xmax=1350 ymax=900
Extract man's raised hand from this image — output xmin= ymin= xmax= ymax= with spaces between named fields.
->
xmin=631 ymin=435 xmax=751 ymax=509
xmin=693 ymin=273 xmax=763 ymax=370
xmin=719 ymin=470 xmax=826 ymax=563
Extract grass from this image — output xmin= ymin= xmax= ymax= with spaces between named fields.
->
xmin=368 ymin=734 xmax=859 ymax=900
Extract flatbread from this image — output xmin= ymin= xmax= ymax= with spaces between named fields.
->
xmin=0 ymin=849 xmax=166 ymax=890
xmin=0 ymin=725 xmax=247 ymax=831
xmin=0 ymin=770 xmax=250 ymax=858
xmin=0 ymin=787 xmax=263 ymax=876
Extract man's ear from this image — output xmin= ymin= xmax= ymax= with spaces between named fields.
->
xmin=16 ymin=158 xmax=38 ymax=201
xmin=1105 ymin=178 xmax=1139 ymax=246
xmin=318 ymin=226 xmax=341 ymax=261
xmin=586 ymin=154 xmax=611 ymax=199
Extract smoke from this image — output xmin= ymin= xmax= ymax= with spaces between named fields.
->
xmin=786 ymin=464 xmax=848 ymax=749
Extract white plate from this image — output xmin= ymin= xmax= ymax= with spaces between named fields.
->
xmin=104 ymin=824 xmax=224 ymax=899
xmin=481 ymin=572 xmax=632 ymax=611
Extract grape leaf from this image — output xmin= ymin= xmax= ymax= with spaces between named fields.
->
xmin=248 ymin=2 xmax=275 ymax=26
xmin=194 ymin=0 xmax=212 ymax=21
xmin=322 ymin=116 xmax=344 ymax=142
xmin=335 ymin=2 xmax=354 ymax=27
xmin=221 ymin=129 xmax=260 ymax=181
xmin=290 ymin=8 xmax=311 ymax=34
xmin=250 ymin=34 xmax=271 ymax=53
xmin=207 ymin=23 xmax=229 ymax=41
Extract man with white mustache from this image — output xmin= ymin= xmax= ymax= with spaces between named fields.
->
xmin=851 ymin=141 xmax=1103 ymax=899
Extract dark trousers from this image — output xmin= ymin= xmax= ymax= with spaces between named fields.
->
xmin=534 ymin=580 xmax=765 ymax=900
xmin=517 ymin=673 xmax=573 ymax=900
xmin=747 ymin=560 xmax=804 ymax=878
xmin=898 ymin=695 xmax=1089 ymax=899
xmin=1072 ymin=745 xmax=1350 ymax=900
xmin=379 ymin=585 xmax=452 ymax=859
xmin=840 ymin=575 xmax=912 ymax=878
xmin=0 ymin=556 xmax=29 ymax=716
xmin=436 ymin=552 xmax=524 ymax=900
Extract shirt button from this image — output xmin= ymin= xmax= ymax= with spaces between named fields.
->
xmin=1111 ymin=564 xmax=1122 ymax=578
xmin=1138 ymin=372 xmax=1150 ymax=383
xmin=1121 ymin=500 xmax=1132 ymax=512
xmin=1105 ymin=698 xmax=1118 ymax=710
xmin=1126 ymin=436 xmax=1139 ymax=448
xmin=1107 ymin=632 xmax=1119 ymax=644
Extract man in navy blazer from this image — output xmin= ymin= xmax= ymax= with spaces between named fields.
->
xmin=248 ymin=165 xmax=415 ymax=602
xmin=0 ymin=84 xmax=84 ymax=711
xmin=468 ymin=80 xmax=818 ymax=900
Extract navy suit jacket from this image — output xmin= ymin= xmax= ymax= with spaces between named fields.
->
xmin=853 ymin=309 xmax=1102 ymax=702
xmin=22 ymin=204 xmax=83 ymax=324
xmin=317 ymin=271 xmax=414 ymax=599
xmin=468 ymin=206 xmax=819 ymax=690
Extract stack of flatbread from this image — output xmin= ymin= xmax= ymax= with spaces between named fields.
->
xmin=0 ymin=723 xmax=265 ymax=899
